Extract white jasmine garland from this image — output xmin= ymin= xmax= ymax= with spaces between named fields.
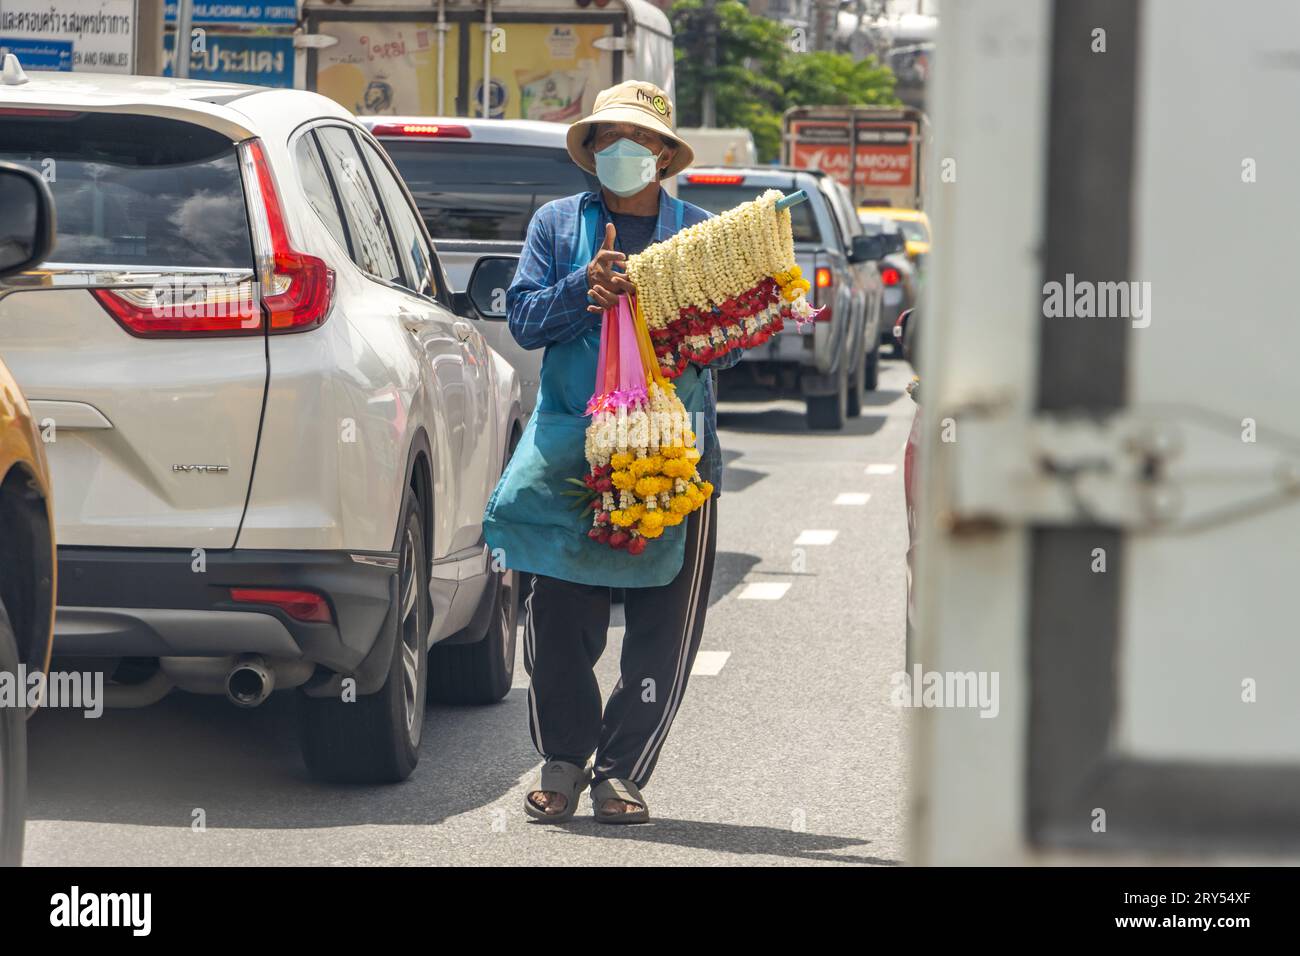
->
xmin=624 ymin=189 xmax=810 ymax=329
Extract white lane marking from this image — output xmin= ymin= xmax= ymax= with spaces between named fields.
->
xmin=866 ymin=464 xmax=897 ymax=475
xmin=691 ymin=651 xmax=731 ymax=676
xmin=738 ymin=582 xmax=791 ymax=601
xmin=834 ymin=492 xmax=871 ymax=506
xmin=795 ymin=529 xmax=839 ymax=546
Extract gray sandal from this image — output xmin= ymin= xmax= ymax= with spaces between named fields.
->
xmin=524 ymin=760 xmax=592 ymax=823
xmin=591 ymin=778 xmax=650 ymax=825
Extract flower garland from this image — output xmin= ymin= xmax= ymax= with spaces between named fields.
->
xmin=569 ymin=294 xmax=712 ymax=555
xmin=624 ymin=189 xmax=818 ymax=379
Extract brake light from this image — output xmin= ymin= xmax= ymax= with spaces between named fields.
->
xmin=369 ymin=122 xmax=471 ymax=138
xmin=0 ymin=107 xmax=82 ymax=117
xmin=881 ymin=267 xmax=901 ymax=286
xmin=686 ymin=173 xmax=745 ymax=185
xmin=93 ymin=279 xmax=261 ymax=337
xmin=810 ymin=267 xmax=833 ymax=322
xmin=230 ymin=588 xmax=333 ymax=624
xmin=243 ymin=138 xmax=334 ymax=332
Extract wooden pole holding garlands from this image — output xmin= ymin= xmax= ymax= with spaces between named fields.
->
xmin=774 ymin=190 xmax=809 ymax=211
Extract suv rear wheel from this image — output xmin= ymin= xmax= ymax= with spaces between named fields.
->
xmin=297 ymin=484 xmax=428 ymax=783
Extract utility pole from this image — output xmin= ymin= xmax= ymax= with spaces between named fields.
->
xmin=813 ymin=0 xmax=836 ymax=52
xmin=174 ymin=0 xmax=193 ymax=78
xmin=701 ymin=0 xmax=717 ymax=128
xmin=135 ymin=0 xmax=165 ymax=75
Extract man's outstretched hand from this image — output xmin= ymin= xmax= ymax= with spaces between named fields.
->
xmin=586 ymin=223 xmax=634 ymax=314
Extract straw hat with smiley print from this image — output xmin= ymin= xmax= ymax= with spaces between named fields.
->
xmin=566 ymin=81 xmax=695 ymax=180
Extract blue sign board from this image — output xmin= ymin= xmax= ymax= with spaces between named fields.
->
xmin=163 ymin=33 xmax=294 ymax=88
xmin=164 ymin=2 xmax=297 ymax=27
xmin=0 ymin=37 xmax=73 ymax=71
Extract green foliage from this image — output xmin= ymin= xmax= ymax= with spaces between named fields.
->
xmin=670 ymin=0 xmax=901 ymax=163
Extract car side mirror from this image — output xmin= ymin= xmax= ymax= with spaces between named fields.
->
xmin=851 ymin=234 xmax=885 ymax=263
xmin=0 ymin=162 xmax=56 ymax=279
xmin=886 ymin=233 xmax=906 ymax=255
xmin=463 ymin=255 xmax=519 ymax=320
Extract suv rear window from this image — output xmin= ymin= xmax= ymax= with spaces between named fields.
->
xmin=379 ymin=140 xmax=598 ymax=242
xmin=0 ymin=113 xmax=253 ymax=268
xmin=677 ymin=183 xmax=821 ymax=243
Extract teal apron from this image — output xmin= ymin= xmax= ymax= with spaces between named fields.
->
xmin=483 ymin=194 xmax=709 ymax=588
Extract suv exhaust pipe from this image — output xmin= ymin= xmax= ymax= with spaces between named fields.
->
xmin=226 ymin=655 xmax=274 ymax=707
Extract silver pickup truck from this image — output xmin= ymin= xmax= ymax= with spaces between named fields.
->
xmin=678 ymin=167 xmax=887 ymax=429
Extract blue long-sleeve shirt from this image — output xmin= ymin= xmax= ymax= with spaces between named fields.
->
xmin=506 ymin=188 xmax=742 ymax=494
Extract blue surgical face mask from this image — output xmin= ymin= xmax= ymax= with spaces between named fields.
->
xmin=594 ymin=138 xmax=661 ymax=197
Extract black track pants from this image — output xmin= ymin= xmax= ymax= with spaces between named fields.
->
xmin=522 ymin=496 xmax=717 ymax=789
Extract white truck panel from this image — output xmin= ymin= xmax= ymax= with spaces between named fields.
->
xmin=915 ymin=0 xmax=1300 ymax=863
xmin=910 ymin=0 xmax=1051 ymax=867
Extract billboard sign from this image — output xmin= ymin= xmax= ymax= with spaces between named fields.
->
xmin=163 ymin=2 xmax=297 ymax=26
xmin=163 ymin=31 xmax=294 ymax=87
xmin=790 ymin=120 xmax=917 ymax=190
xmin=0 ymin=0 xmax=135 ymax=73
xmin=0 ymin=36 xmax=73 ymax=70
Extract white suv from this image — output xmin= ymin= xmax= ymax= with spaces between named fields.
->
xmin=0 ymin=66 xmax=523 ymax=783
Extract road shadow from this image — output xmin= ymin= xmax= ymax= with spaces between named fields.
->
xmin=544 ymin=817 xmax=900 ymax=866
xmin=707 ymin=550 xmax=762 ymax=607
xmin=862 ymin=388 xmax=905 ymax=407
xmin=25 ymin=688 xmax=538 ymax=831
xmin=718 ymin=405 xmax=890 ymax=437
xmin=720 ymin=462 xmax=767 ymax=493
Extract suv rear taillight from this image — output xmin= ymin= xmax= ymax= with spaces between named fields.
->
xmin=369 ymin=122 xmax=472 ymax=138
xmin=242 ymin=138 xmax=335 ymax=333
xmin=92 ymin=279 xmax=261 ymax=338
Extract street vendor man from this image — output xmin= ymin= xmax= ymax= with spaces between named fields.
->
xmin=482 ymin=81 xmax=740 ymax=824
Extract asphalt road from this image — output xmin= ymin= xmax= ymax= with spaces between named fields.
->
xmin=24 ymin=356 xmax=914 ymax=867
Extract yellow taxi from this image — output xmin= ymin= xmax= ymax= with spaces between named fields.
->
xmin=862 ymin=206 xmax=931 ymax=260
xmin=0 ymin=159 xmax=57 ymax=866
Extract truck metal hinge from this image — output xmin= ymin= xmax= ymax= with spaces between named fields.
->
xmin=943 ymin=407 xmax=1300 ymax=532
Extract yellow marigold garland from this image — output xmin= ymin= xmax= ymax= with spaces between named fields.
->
xmin=578 ymin=294 xmax=712 ymax=555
